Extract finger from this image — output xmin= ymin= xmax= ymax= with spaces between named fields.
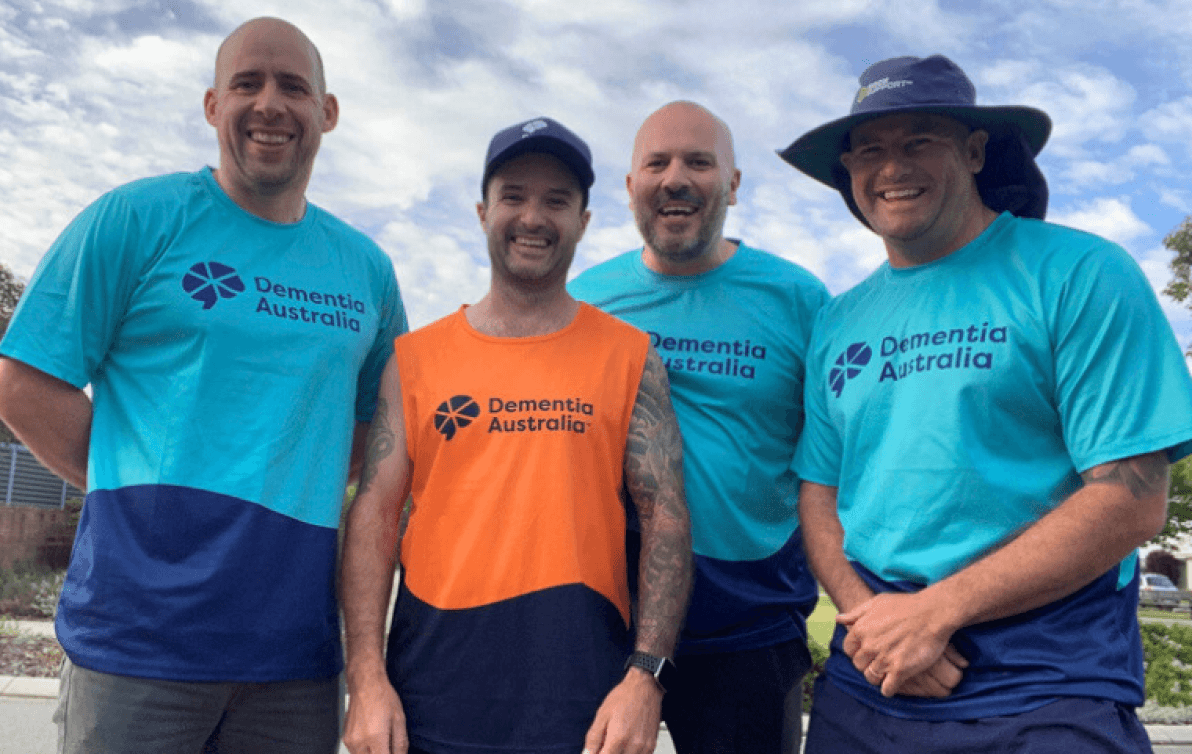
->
xmin=928 ymin=656 xmax=964 ymax=691
xmin=943 ymin=644 xmax=969 ymax=669
xmin=836 ymin=608 xmax=859 ymax=626
xmin=881 ymin=665 xmax=913 ymax=698
xmin=583 ymin=718 xmax=607 ymax=754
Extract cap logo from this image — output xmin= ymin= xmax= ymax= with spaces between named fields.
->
xmin=521 ymin=119 xmax=548 ymax=137
xmin=856 ymin=77 xmax=913 ymax=104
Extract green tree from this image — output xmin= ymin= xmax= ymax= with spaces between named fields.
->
xmin=1164 ymin=214 xmax=1192 ymax=356
xmin=0 ymin=262 xmax=25 ymax=444
xmin=1154 ymin=456 xmax=1192 ymax=546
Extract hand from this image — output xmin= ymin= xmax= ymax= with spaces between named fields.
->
xmin=837 ymin=591 xmax=960 ymax=698
xmin=583 ymin=669 xmax=663 ymax=754
xmin=890 ymin=644 xmax=968 ymax=698
xmin=342 ymin=676 xmax=409 ymax=754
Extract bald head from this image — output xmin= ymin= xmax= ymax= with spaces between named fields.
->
xmin=628 ymin=101 xmax=741 ymax=275
xmin=632 ymin=100 xmax=736 ymax=174
xmin=215 ymin=17 xmax=326 ymax=95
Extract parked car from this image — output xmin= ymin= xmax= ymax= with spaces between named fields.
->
xmin=1141 ymin=573 xmax=1181 ymax=608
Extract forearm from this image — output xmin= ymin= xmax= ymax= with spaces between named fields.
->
xmin=0 ymin=357 xmax=90 ymax=490
xmin=798 ymin=481 xmax=873 ymax=613
xmin=341 ymin=488 xmax=402 ymax=689
xmin=346 ymin=421 xmax=369 ymax=487
xmin=925 ymin=452 xmax=1168 ymax=634
xmin=635 ymin=496 xmax=692 ymax=656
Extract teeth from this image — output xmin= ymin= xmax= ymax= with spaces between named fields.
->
xmin=882 ymin=189 xmax=922 ymax=200
xmin=513 ymin=237 xmax=548 ymax=247
xmin=659 ymin=206 xmax=696 ymax=216
xmin=250 ymin=132 xmax=290 ymax=145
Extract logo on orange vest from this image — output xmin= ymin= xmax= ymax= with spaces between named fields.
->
xmin=487 ymin=396 xmax=592 ymax=434
xmin=434 ymin=395 xmax=481 ymax=440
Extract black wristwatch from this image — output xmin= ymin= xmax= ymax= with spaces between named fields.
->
xmin=624 ymin=651 xmax=676 ymax=692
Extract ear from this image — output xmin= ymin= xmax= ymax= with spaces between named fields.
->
xmin=578 ymin=208 xmax=592 ymax=240
xmin=967 ymin=129 xmax=989 ymax=174
xmin=727 ymin=168 xmax=741 ymax=206
xmin=476 ymin=201 xmax=488 ymax=226
xmin=321 ymin=93 xmax=339 ymax=133
xmin=203 ymin=88 xmax=219 ymax=127
xmin=625 ymin=171 xmax=635 ymax=204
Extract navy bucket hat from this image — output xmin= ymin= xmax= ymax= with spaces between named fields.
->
xmin=778 ymin=55 xmax=1053 ymax=224
xmin=483 ymin=117 xmax=594 ymax=207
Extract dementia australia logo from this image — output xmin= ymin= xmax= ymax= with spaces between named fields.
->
xmin=521 ymin=119 xmax=548 ymax=137
xmin=856 ymin=76 xmax=913 ymax=104
xmin=435 ymin=396 xmax=481 ymax=441
xmin=829 ymin=343 xmax=872 ymax=398
xmin=876 ymin=323 xmax=1008 ymax=383
xmin=253 ymin=276 xmax=367 ymax=332
xmin=648 ymin=331 xmax=767 ymax=380
xmin=182 ymin=262 xmax=245 ymax=310
xmin=487 ymin=395 xmax=593 ymax=435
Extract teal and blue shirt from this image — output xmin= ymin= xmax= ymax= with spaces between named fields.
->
xmin=795 ymin=212 xmax=1192 ymax=719
xmin=571 ymin=242 xmax=831 ymax=654
xmin=1 ymin=168 xmax=407 ymax=681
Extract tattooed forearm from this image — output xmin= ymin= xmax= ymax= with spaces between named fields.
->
xmin=625 ymin=349 xmax=693 ymax=657
xmin=358 ymin=395 xmax=396 ymax=496
xmin=1081 ymin=451 xmax=1169 ymax=501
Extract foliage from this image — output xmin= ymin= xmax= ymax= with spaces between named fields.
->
xmin=1142 ymin=622 xmax=1192 ymax=708
xmin=1155 ymin=456 xmax=1192 ymax=546
xmin=0 ymin=262 xmax=25 ymax=443
xmin=802 ymin=638 xmax=829 ymax=712
xmin=1164 ymin=215 xmax=1192 ymax=331
xmin=1145 ymin=549 xmax=1182 ymax=584
xmin=0 ymin=561 xmax=64 ymax=619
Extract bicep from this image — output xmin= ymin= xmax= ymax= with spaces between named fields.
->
xmin=356 ymin=355 xmax=411 ymax=502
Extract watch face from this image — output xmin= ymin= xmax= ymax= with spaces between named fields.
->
xmin=627 ymin=651 xmax=673 ymax=692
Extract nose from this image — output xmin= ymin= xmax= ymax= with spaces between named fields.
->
xmin=517 ymin=199 xmax=548 ymax=230
xmin=875 ymin=150 xmax=914 ymax=182
xmin=659 ymin=160 xmax=690 ymax=192
xmin=253 ymin=80 xmax=285 ymax=119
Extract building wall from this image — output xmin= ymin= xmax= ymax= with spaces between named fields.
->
xmin=0 ymin=504 xmax=74 ymax=569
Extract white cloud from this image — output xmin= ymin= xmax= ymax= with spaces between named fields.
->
xmin=1049 ymin=197 xmax=1150 ymax=247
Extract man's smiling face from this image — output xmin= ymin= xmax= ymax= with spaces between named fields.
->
xmin=204 ymin=18 xmax=338 ymax=208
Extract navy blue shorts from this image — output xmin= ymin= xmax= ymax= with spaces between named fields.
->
xmin=663 ymin=638 xmax=811 ymax=754
xmin=805 ymin=676 xmax=1153 ymax=754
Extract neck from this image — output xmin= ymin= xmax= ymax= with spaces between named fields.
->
xmin=211 ymin=168 xmax=310 ymax=224
xmin=642 ymin=237 xmax=738 ymax=276
xmin=465 ymin=281 xmax=580 ymax=338
xmin=886 ymin=205 xmax=998 ymax=269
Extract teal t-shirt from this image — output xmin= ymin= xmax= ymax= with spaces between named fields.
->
xmin=571 ymin=243 xmax=831 ymax=653
xmin=795 ymin=212 xmax=1192 ymax=718
xmin=1 ymin=168 xmax=407 ymax=680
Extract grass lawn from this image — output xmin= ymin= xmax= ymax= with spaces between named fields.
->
xmin=1140 ymin=607 xmax=1192 ymax=621
xmin=807 ymin=593 xmax=837 ymax=649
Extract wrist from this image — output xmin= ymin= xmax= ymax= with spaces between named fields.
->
xmin=624 ymin=650 xmax=675 ymax=693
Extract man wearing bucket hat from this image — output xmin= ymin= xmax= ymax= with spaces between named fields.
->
xmin=340 ymin=117 xmax=693 ymax=754
xmin=782 ymin=54 xmax=1192 ymax=752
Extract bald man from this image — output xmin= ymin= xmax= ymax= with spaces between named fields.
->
xmin=0 ymin=17 xmax=406 ymax=753
xmin=570 ymin=101 xmax=831 ymax=754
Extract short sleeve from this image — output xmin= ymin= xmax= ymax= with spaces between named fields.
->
xmin=354 ymin=265 xmax=408 ymax=422
xmin=0 ymin=191 xmax=145 ymax=388
xmin=793 ymin=306 xmax=844 ymax=487
xmin=1050 ymin=241 xmax=1192 ymax=470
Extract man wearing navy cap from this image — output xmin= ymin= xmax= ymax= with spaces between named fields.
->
xmin=782 ymin=55 xmax=1192 ymax=752
xmin=340 ymin=117 xmax=693 ymax=754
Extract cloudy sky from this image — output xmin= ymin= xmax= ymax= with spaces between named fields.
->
xmin=3 ymin=0 xmax=1191 ymax=352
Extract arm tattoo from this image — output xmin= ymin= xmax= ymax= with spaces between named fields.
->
xmin=624 ymin=348 xmax=693 ymax=656
xmin=357 ymin=395 xmax=396 ymax=496
xmin=1081 ymin=451 xmax=1169 ymax=501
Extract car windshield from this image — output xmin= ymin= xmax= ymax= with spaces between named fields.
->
xmin=1146 ymin=575 xmax=1177 ymax=588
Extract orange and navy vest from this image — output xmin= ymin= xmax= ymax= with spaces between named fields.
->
xmin=385 ymin=304 xmax=649 ymax=754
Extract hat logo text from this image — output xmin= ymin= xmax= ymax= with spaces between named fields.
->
xmin=856 ymin=77 xmax=913 ymax=104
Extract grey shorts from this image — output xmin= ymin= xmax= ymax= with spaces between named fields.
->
xmin=55 ymin=658 xmax=341 ymax=754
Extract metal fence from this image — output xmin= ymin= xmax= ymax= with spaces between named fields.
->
xmin=0 ymin=442 xmax=82 ymax=508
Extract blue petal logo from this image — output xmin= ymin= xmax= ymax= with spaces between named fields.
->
xmin=829 ymin=342 xmax=872 ymax=398
xmin=182 ymin=262 xmax=245 ymax=310
xmin=434 ymin=395 xmax=480 ymax=440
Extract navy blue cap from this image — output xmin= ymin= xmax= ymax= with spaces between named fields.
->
xmin=778 ymin=55 xmax=1052 ymax=222
xmin=482 ymin=117 xmax=594 ymax=200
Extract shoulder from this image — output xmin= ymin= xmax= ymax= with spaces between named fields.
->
xmin=578 ymin=303 xmax=650 ymax=344
xmin=569 ymin=250 xmax=643 ymax=297
xmin=736 ymin=243 xmax=827 ymax=290
xmin=307 ymin=205 xmax=391 ymax=265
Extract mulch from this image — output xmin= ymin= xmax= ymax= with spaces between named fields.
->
xmin=0 ymin=633 xmax=63 ymax=678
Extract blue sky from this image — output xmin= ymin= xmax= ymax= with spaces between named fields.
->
xmin=2 ymin=0 xmax=1191 ymax=352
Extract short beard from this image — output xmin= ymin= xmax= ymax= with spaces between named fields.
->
xmin=635 ymin=186 xmax=728 ymax=264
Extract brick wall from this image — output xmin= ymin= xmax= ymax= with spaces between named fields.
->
xmin=0 ymin=505 xmax=75 ymax=569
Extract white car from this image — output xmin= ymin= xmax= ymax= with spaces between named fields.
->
xmin=1141 ymin=573 xmax=1181 ymax=608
